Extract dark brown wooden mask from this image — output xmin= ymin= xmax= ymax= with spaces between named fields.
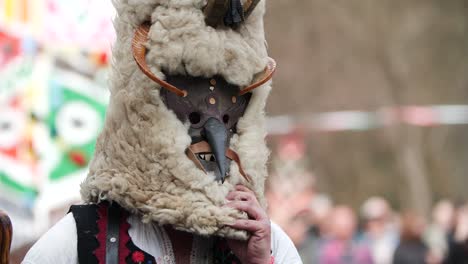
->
xmin=160 ymin=75 xmax=251 ymax=182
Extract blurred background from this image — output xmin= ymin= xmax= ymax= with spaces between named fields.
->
xmin=1 ymin=0 xmax=468 ymax=263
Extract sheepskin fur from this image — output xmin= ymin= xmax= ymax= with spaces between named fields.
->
xmin=81 ymin=0 xmax=271 ymax=240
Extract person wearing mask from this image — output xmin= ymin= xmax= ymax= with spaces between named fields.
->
xmin=22 ymin=0 xmax=302 ymax=263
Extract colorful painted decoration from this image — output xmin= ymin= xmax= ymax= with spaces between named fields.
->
xmin=41 ymin=0 xmax=115 ymax=51
xmin=0 ymin=97 xmax=38 ymax=206
xmin=0 ymin=1 xmax=112 ymax=249
xmin=46 ymin=69 xmax=107 ymax=182
xmin=0 ymin=31 xmax=21 ymax=67
xmin=0 ymin=0 xmax=115 ymax=52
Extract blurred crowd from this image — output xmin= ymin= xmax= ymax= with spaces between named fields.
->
xmin=266 ymin=172 xmax=468 ymax=264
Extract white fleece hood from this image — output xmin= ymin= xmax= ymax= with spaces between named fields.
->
xmin=81 ymin=0 xmax=272 ymax=240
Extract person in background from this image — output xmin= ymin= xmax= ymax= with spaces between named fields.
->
xmin=265 ymin=166 xmax=316 ymax=258
xmin=393 ymin=211 xmax=435 ymax=264
xmin=444 ymin=203 xmax=468 ymax=263
xmin=360 ymin=197 xmax=399 ymax=264
xmin=319 ymin=206 xmax=374 ymax=264
xmin=310 ymin=194 xmax=334 ymax=239
xmin=298 ymin=193 xmax=334 ymax=263
xmin=266 ymin=136 xmax=318 ymax=263
xmin=425 ymin=200 xmax=454 ymax=263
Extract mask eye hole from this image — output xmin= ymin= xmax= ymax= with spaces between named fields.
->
xmin=222 ymin=114 xmax=230 ymax=124
xmin=189 ymin=112 xmax=201 ymax=124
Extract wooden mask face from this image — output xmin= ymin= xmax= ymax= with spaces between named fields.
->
xmin=161 ymin=75 xmax=251 ymax=182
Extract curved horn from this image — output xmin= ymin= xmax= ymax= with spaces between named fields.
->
xmin=132 ymin=23 xmax=188 ymax=97
xmin=239 ymin=57 xmax=277 ymax=95
xmin=132 ymin=23 xmax=276 ymax=97
xmin=243 ymin=0 xmax=261 ymax=18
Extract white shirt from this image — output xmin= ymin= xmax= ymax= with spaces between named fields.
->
xmin=23 ymin=213 xmax=302 ymax=264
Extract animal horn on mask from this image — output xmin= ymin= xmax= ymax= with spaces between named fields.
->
xmin=131 ymin=23 xmax=277 ymax=97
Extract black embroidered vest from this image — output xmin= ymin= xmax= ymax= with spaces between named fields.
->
xmin=69 ymin=202 xmax=241 ymax=264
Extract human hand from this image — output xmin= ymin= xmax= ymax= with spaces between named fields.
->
xmin=225 ymin=185 xmax=272 ymax=264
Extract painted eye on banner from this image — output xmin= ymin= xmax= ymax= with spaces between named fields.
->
xmin=55 ymin=101 xmax=101 ymax=146
xmin=0 ymin=109 xmax=26 ymax=149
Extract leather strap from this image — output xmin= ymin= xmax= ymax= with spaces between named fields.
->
xmin=132 ymin=23 xmax=276 ymax=97
xmin=106 ymin=203 xmax=120 ymax=264
xmin=225 ymin=148 xmax=252 ymax=182
xmin=132 ymin=23 xmax=188 ymax=97
xmin=239 ymin=57 xmax=276 ymax=95
xmin=186 ymin=141 xmax=252 ymax=182
xmin=242 ymin=0 xmax=261 ymax=19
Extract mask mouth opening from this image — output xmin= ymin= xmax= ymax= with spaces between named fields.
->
xmin=197 ymin=153 xmax=216 ymax=162
xmin=198 ymin=151 xmax=231 ymax=182
xmin=186 ymin=140 xmax=252 ymax=183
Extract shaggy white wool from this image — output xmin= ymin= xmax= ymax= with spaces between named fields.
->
xmin=81 ymin=0 xmax=271 ymax=239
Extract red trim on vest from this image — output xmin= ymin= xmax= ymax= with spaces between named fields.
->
xmin=93 ymin=204 xmax=136 ymax=264
xmin=119 ymin=211 xmax=131 ymax=263
xmin=95 ymin=204 xmax=108 ymax=264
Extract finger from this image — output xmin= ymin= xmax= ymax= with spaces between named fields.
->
xmin=227 ymin=219 xmax=270 ymax=233
xmin=226 ymin=200 xmax=266 ymax=221
xmin=235 ymin=185 xmax=255 ymax=194
xmin=234 ymin=185 xmax=260 ymax=203
xmin=226 ymin=191 xmax=255 ymax=202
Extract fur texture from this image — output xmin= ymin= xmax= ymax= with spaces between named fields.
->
xmin=81 ymin=0 xmax=271 ymax=239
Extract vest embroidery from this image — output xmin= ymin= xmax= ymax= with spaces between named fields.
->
xmin=70 ymin=203 xmax=241 ymax=264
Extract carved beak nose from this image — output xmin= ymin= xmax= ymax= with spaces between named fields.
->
xmin=203 ymin=117 xmax=228 ymax=183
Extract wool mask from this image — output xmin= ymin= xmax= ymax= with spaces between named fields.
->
xmin=132 ymin=23 xmax=275 ymax=184
xmin=81 ymin=0 xmax=276 ymax=240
